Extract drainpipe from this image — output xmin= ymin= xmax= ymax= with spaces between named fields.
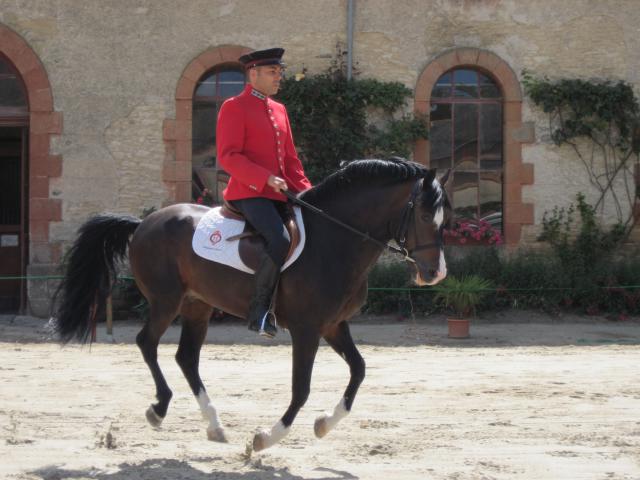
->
xmin=347 ymin=0 xmax=354 ymax=80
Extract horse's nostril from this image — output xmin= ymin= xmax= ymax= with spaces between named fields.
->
xmin=428 ymin=269 xmax=437 ymax=278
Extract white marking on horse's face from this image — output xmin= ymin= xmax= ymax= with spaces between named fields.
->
xmin=415 ymin=250 xmax=447 ymax=286
xmin=433 ymin=206 xmax=444 ymax=230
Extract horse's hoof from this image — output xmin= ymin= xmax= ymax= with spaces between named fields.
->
xmin=207 ymin=426 xmax=228 ymax=443
xmin=252 ymin=430 xmax=268 ymax=452
xmin=314 ymin=414 xmax=330 ymax=438
xmin=145 ymin=406 xmax=163 ymax=428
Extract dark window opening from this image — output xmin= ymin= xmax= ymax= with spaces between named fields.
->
xmin=430 ymin=68 xmax=503 ymax=242
xmin=192 ymin=66 xmax=246 ymax=205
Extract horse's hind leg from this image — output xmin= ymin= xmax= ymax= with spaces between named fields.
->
xmin=175 ymin=298 xmax=227 ymax=443
xmin=314 ymin=321 xmax=365 ymax=438
xmin=252 ymin=329 xmax=320 ymax=452
xmin=136 ymin=295 xmax=182 ymax=428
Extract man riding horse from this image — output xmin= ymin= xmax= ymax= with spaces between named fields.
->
xmin=216 ymin=47 xmax=312 ymax=338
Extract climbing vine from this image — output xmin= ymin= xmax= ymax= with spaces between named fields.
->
xmin=276 ymin=49 xmax=428 ymax=182
xmin=523 ymin=73 xmax=640 ymax=233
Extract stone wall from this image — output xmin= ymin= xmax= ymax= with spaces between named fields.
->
xmin=0 ymin=0 xmax=638 ymax=314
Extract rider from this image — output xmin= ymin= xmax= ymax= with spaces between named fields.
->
xmin=216 ymin=47 xmax=312 ymax=338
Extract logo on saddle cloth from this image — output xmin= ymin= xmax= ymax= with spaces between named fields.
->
xmin=209 ymin=230 xmax=222 ymax=245
xmin=191 ymin=206 xmax=306 ymax=274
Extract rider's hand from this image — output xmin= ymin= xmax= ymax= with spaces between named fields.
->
xmin=267 ymin=175 xmax=288 ymax=193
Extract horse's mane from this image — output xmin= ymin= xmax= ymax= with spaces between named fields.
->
xmin=302 ymin=157 xmax=444 ymax=210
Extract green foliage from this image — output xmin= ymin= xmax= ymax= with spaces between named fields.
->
xmin=365 ymin=262 xmax=413 ymax=315
xmin=539 ymin=193 xmax=626 ymax=278
xmin=365 ymin=238 xmax=640 ymax=315
xmin=432 ymin=275 xmax=493 ymax=318
xmin=276 ymin=68 xmax=428 ymax=182
xmin=522 ymin=74 xmax=640 ymax=151
xmin=538 ymin=193 xmax=629 ymax=311
xmin=522 ymin=72 xmax=639 ymax=230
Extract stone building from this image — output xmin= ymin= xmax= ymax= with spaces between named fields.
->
xmin=0 ymin=0 xmax=638 ymax=314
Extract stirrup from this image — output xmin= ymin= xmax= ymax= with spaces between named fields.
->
xmin=258 ymin=311 xmax=277 ymax=339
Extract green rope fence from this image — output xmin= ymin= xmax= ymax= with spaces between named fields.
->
xmin=1 ymin=275 xmax=638 ymax=292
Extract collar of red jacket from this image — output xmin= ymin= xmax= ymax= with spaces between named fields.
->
xmin=241 ymin=84 xmax=270 ymax=102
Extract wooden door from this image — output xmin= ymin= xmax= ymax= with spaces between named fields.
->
xmin=0 ymin=127 xmax=26 ymax=312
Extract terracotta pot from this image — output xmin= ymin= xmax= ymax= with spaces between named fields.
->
xmin=447 ymin=317 xmax=470 ymax=339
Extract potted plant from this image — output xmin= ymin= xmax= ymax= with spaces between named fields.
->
xmin=433 ymin=275 xmax=493 ymax=338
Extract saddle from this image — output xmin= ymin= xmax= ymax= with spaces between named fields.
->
xmin=220 ymin=201 xmax=301 ymax=272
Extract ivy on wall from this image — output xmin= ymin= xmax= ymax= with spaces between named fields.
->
xmin=276 ymin=63 xmax=428 ymax=182
xmin=523 ymin=73 xmax=640 ymax=233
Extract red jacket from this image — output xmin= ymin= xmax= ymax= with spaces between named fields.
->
xmin=216 ymin=84 xmax=312 ymax=202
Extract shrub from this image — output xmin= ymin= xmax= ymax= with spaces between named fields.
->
xmin=276 ymin=59 xmax=428 ymax=183
xmin=432 ymin=275 xmax=493 ymax=318
xmin=364 ymin=262 xmax=413 ymax=314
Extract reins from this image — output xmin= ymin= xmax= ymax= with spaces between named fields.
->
xmin=283 ymin=179 xmax=440 ymax=264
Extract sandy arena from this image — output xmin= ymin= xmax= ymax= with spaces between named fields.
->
xmin=1 ymin=312 xmax=639 ymax=479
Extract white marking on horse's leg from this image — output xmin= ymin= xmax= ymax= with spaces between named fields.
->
xmin=314 ymin=397 xmax=349 ymax=438
xmin=196 ymin=389 xmax=227 ymax=442
xmin=252 ymin=420 xmax=290 ymax=452
xmin=145 ymin=406 xmax=163 ymax=428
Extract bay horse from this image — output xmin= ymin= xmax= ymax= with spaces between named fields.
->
xmin=54 ymin=158 xmax=451 ymax=452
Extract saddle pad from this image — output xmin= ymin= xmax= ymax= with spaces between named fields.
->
xmin=192 ymin=206 xmax=306 ymax=274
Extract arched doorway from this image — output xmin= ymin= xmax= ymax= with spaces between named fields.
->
xmin=0 ymin=55 xmax=29 ymax=312
xmin=0 ymin=55 xmax=28 ymax=312
xmin=0 ymin=23 xmax=61 ymax=316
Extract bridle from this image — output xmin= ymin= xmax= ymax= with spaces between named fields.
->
xmin=283 ymin=177 xmax=444 ymax=264
xmin=394 ymin=179 xmax=444 ymax=263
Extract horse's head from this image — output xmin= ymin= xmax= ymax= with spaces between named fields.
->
xmin=399 ymin=168 xmax=452 ymax=287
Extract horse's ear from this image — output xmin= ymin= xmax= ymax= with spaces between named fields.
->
xmin=423 ymin=168 xmax=436 ymax=187
xmin=439 ymin=169 xmax=453 ymax=191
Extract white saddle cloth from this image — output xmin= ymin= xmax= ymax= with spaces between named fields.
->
xmin=191 ymin=206 xmax=306 ymax=274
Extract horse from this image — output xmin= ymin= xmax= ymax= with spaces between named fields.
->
xmin=54 ymin=158 xmax=452 ymax=452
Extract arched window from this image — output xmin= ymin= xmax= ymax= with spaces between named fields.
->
xmin=0 ymin=56 xmax=28 ymax=119
xmin=192 ymin=66 xmax=245 ymax=204
xmin=430 ymin=68 xmax=503 ymax=240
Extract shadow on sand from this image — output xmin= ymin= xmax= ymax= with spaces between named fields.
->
xmin=30 ymin=458 xmax=358 ymax=480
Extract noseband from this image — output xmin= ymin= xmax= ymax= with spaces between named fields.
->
xmin=394 ymin=179 xmax=443 ymax=263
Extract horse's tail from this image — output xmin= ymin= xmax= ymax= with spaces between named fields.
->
xmin=53 ymin=213 xmax=142 ymax=344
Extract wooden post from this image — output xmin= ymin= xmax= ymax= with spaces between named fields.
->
xmin=106 ymin=294 xmax=113 ymax=335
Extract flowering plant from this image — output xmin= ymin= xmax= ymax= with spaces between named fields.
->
xmin=444 ymin=219 xmax=503 ymax=245
xmin=195 ymin=188 xmax=215 ymax=206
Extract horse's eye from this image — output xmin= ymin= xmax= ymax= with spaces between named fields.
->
xmin=421 ymin=214 xmax=432 ymax=223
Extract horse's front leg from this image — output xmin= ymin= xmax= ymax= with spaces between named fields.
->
xmin=252 ymin=329 xmax=320 ymax=452
xmin=315 ymin=320 xmax=365 ymax=438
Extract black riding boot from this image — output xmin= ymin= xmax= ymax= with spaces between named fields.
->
xmin=246 ymin=254 xmax=280 ymax=338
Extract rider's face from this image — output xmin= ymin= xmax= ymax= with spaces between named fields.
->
xmin=249 ymin=65 xmax=284 ymax=96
